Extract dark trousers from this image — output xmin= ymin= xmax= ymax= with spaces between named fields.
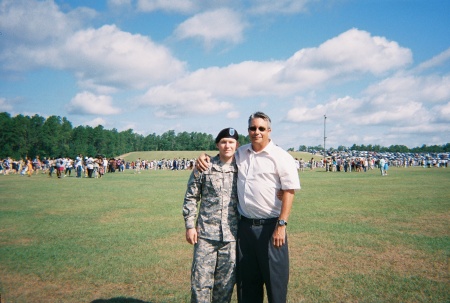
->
xmin=76 ymin=166 xmax=82 ymax=178
xmin=237 ymin=220 xmax=289 ymax=303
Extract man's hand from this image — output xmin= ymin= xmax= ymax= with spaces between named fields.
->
xmin=196 ymin=153 xmax=211 ymax=172
xmin=272 ymin=225 xmax=286 ymax=248
xmin=273 ymin=189 xmax=294 ymax=247
xmin=276 ymin=189 xmax=284 ymax=200
xmin=185 ymin=228 xmax=198 ymax=245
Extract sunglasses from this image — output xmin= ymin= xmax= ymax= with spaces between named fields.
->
xmin=248 ymin=126 xmax=267 ymax=132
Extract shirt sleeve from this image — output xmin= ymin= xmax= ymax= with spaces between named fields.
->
xmin=182 ymin=169 xmax=202 ymax=229
xmin=278 ymin=151 xmax=301 ymax=190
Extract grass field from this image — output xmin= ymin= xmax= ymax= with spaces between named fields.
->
xmin=0 ymin=153 xmax=449 ymax=303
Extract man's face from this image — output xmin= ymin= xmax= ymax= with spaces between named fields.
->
xmin=248 ymin=117 xmax=271 ymax=146
xmin=217 ymin=138 xmax=238 ymax=158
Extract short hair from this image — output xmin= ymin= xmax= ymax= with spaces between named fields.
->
xmin=248 ymin=111 xmax=271 ymax=129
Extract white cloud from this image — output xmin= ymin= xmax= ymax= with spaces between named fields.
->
xmin=137 ymin=0 xmax=197 ymax=13
xmin=286 ymin=106 xmax=326 ymax=123
xmin=85 ymin=117 xmax=107 ymax=127
xmin=174 ymin=8 xmax=246 ymax=48
xmin=63 ymin=25 xmax=186 ymax=90
xmin=161 ymin=29 xmax=413 ymax=100
xmin=0 ymin=98 xmax=13 ymax=112
xmin=286 ymin=96 xmax=363 ymax=123
xmin=130 ymin=28 xmax=416 ymax=120
xmin=136 ymin=0 xmax=313 ymax=15
xmin=108 ymin=0 xmax=132 ymax=8
xmin=0 ymin=2 xmax=186 ymax=92
xmin=137 ymin=86 xmax=233 ymax=117
xmin=0 ymin=0 xmax=91 ymax=44
xmin=279 ymin=29 xmax=412 ymax=84
xmin=176 ymin=61 xmax=285 ymax=97
xmin=248 ymin=0 xmax=311 ymax=14
xmin=66 ymin=92 xmax=121 ymax=115
xmin=388 ymin=123 xmax=450 ymax=136
xmin=121 ymin=122 xmax=137 ymax=131
xmin=226 ymin=111 xmax=240 ymax=119
xmin=432 ymin=102 xmax=450 ymax=122
xmin=282 ymin=66 xmax=450 ymax=147
xmin=356 ymin=101 xmax=428 ymax=126
xmin=365 ymin=74 xmax=450 ymax=105
xmin=416 ymin=47 xmax=450 ymax=72
xmin=352 ymin=72 xmax=450 ymax=132
xmin=283 ymin=72 xmax=449 ymax=146
xmin=76 ymin=79 xmax=120 ymax=95
xmin=0 ymin=0 xmax=95 ymax=71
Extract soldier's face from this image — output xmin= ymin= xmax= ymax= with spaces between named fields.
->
xmin=217 ymin=138 xmax=238 ymax=160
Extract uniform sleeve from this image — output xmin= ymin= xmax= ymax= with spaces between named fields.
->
xmin=182 ymin=169 xmax=202 ymax=229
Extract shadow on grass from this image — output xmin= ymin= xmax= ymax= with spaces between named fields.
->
xmin=91 ymin=298 xmax=153 ymax=303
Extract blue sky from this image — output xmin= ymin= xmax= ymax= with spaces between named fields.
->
xmin=1 ymin=0 xmax=449 ymax=150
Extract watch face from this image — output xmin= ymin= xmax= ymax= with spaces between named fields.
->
xmin=278 ymin=220 xmax=287 ymax=226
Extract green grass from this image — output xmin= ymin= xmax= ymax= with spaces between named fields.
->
xmin=0 ymin=159 xmax=449 ymax=303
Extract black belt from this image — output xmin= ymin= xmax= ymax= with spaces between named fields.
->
xmin=240 ymin=216 xmax=278 ymax=226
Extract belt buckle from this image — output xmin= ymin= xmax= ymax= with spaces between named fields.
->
xmin=253 ymin=219 xmax=262 ymax=226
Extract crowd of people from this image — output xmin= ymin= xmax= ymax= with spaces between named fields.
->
xmin=0 ymin=155 xmax=109 ymax=178
xmin=2 ymin=150 xmax=447 ymax=178
xmin=2 ymin=149 xmax=447 ymax=179
xmin=0 ymin=155 xmax=200 ymax=177
xmin=298 ymin=157 xmax=381 ymax=172
xmin=296 ymin=152 xmax=448 ymax=173
xmin=129 ymin=158 xmax=196 ymax=171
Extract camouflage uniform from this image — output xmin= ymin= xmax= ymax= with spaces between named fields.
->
xmin=183 ymin=155 xmax=238 ymax=303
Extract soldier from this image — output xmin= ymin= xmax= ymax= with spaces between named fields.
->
xmin=182 ymin=127 xmax=240 ymax=303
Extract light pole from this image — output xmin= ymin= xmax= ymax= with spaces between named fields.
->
xmin=323 ymin=114 xmax=327 ymax=159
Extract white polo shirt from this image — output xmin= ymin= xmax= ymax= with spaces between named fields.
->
xmin=236 ymin=140 xmax=301 ymax=219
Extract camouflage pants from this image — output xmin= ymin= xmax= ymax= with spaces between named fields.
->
xmin=191 ymin=238 xmax=236 ymax=303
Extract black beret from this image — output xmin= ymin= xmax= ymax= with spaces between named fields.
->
xmin=215 ymin=127 xmax=239 ymax=144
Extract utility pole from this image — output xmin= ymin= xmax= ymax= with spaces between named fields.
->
xmin=323 ymin=114 xmax=327 ymax=159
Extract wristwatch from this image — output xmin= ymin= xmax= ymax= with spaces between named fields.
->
xmin=277 ymin=219 xmax=288 ymax=226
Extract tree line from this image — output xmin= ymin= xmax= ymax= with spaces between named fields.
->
xmin=1 ymin=112 xmax=448 ymax=160
xmin=0 ymin=112 xmax=250 ymax=159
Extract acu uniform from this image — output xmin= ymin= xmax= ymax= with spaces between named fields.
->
xmin=183 ymin=155 xmax=238 ymax=303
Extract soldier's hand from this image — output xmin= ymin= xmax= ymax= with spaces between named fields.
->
xmin=186 ymin=228 xmax=198 ymax=245
xmin=196 ymin=153 xmax=210 ymax=172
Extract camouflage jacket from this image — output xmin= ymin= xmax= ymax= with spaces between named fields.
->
xmin=182 ymin=155 xmax=238 ymax=242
